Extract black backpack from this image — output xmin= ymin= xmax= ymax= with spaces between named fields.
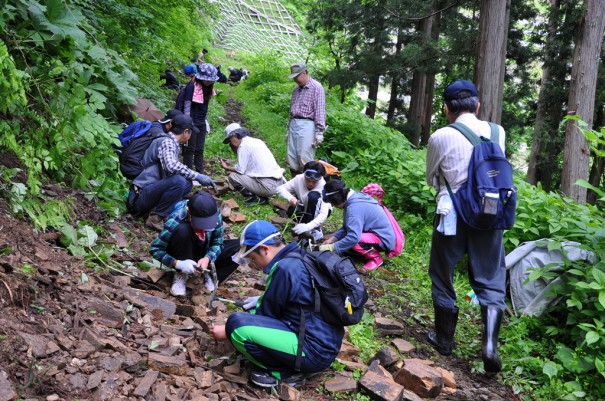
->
xmin=175 ymin=84 xmax=187 ymax=112
xmin=118 ymin=122 xmax=167 ymax=180
xmin=287 ymin=250 xmax=368 ymax=326
xmin=287 ymin=250 xmax=368 ymax=371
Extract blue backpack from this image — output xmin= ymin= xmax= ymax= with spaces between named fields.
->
xmin=117 ymin=120 xmax=153 ymax=148
xmin=445 ymin=122 xmax=517 ymax=230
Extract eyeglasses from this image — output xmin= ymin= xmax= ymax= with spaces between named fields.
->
xmin=303 ymin=169 xmax=321 ymax=181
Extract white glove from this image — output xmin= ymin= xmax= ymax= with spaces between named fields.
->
xmin=175 ymin=259 xmax=197 ymax=274
xmin=243 ymin=296 xmax=260 ymax=310
xmin=313 ymin=132 xmax=324 ymax=147
xmin=293 ymin=223 xmax=311 ymax=235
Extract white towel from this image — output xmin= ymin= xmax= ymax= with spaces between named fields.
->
xmin=437 ymin=195 xmax=457 ymax=236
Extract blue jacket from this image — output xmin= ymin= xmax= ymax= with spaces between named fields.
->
xmin=256 ymin=242 xmax=344 ymax=363
xmin=333 ymin=191 xmax=396 ymax=254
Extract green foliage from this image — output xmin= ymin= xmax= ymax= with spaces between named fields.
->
xmin=348 ymin=313 xmax=382 ymax=362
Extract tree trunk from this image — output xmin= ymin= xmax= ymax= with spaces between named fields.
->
xmin=475 ymin=0 xmax=510 ymax=123
xmin=420 ymin=7 xmax=442 ymax=147
xmin=526 ymin=0 xmax=561 ymax=186
xmin=408 ymin=16 xmax=434 ymax=146
xmin=365 ymin=74 xmax=380 ymax=119
xmin=560 ymin=0 xmax=605 ymax=203
xmin=387 ymin=29 xmax=404 ymax=124
xmin=586 ymin=105 xmax=605 ymax=204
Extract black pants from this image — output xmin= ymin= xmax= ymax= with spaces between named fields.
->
xmin=168 ymin=223 xmax=239 ymax=283
xmin=286 ymin=191 xmax=321 ymax=224
xmin=183 ymin=119 xmax=207 ymax=173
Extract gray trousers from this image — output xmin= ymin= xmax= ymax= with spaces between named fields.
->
xmin=287 ymin=119 xmax=315 ymax=172
xmin=227 ymin=173 xmax=286 ymax=198
xmin=428 ymin=215 xmax=506 ymax=310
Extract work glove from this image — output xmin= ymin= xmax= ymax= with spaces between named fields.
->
xmin=293 ymin=223 xmax=312 ymax=235
xmin=243 ymin=296 xmax=260 ymax=310
xmin=318 ymin=244 xmax=335 ymax=252
xmin=313 ymin=131 xmax=324 ymax=148
xmin=175 ymin=259 xmax=197 ymax=274
xmin=196 ymin=174 xmax=218 ymax=192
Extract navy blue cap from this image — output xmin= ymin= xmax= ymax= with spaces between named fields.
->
xmin=172 ymin=114 xmax=199 ymax=135
xmin=444 ymin=80 xmax=478 ymax=101
xmin=188 ymin=191 xmax=219 ymax=230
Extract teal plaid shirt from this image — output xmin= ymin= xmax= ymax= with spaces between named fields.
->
xmin=149 ymin=200 xmax=224 ymax=270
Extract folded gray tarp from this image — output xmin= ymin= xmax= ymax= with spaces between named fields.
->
xmin=505 ymin=239 xmax=595 ymax=316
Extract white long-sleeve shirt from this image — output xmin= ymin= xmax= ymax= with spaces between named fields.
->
xmin=235 ymin=136 xmax=284 ymax=179
xmin=276 ymin=175 xmax=332 ymax=230
xmin=426 ymin=113 xmax=505 ymax=202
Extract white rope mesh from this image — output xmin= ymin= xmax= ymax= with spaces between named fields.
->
xmin=213 ymin=0 xmax=309 ymax=61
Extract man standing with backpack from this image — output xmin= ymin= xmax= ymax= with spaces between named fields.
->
xmin=127 ymin=114 xmax=216 ymax=231
xmin=425 ymin=80 xmax=508 ymax=374
xmin=209 ymin=220 xmax=345 ymax=388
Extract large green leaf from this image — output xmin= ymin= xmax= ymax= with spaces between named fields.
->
xmin=78 ymin=225 xmax=98 ymax=247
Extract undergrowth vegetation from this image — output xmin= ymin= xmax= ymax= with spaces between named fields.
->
xmin=231 ymin=53 xmax=605 ymax=400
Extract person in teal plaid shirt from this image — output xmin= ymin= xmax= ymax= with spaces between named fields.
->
xmin=150 ymin=190 xmax=233 ymax=296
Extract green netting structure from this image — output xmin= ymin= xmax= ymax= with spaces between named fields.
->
xmin=213 ymin=0 xmax=309 ymax=61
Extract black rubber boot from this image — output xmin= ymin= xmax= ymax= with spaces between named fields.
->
xmin=427 ymin=305 xmax=459 ymax=356
xmin=481 ymin=306 xmax=503 ymax=373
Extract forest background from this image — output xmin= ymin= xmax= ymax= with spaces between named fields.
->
xmin=0 ymin=0 xmax=605 ymax=400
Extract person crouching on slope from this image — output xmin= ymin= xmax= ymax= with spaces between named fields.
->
xmin=319 ymin=180 xmax=396 ymax=270
xmin=210 ymin=220 xmax=344 ymax=388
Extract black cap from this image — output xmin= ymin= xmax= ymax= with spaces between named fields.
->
xmin=188 ymin=191 xmax=219 ymax=231
xmin=158 ymin=109 xmax=183 ymax=124
xmin=172 ymin=114 xmax=199 ymax=135
xmin=444 ymin=80 xmax=478 ymax=101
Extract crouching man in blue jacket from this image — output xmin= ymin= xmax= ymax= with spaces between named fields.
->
xmin=210 ymin=220 xmax=344 ymax=388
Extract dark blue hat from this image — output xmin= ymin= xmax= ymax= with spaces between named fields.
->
xmin=444 ymin=80 xmax=478 ymax=101
xmin=183 ymin=64 xmax=197 ymax=76
xmin=188 ymin=191 xmax=219 ymax=230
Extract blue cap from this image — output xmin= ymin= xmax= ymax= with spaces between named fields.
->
xmin=444 ymin=80 xmax=478 ymax=101
xmin=183 ymin=64 xmax=197 ymax=76
xmin=240 ymin=220 xmax=279 ymax=247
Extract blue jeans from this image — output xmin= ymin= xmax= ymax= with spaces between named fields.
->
xmin=132 ymin=175 xmax=192 ymax=218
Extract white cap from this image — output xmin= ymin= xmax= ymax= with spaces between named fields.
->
xmin=225 ymin=123 xmax=241 ymax=136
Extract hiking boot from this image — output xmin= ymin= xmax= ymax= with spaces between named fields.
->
xmin=283 ymin=373 xmax=306 ymax=388
xmin=170 ymin=273 xmax=189 ymax=296
xmin=203 ymin=272 xmax=215 ymax=292
xmin=243 ymin=196 xmax=269 ymax=206
xmin=249 ymin=370 xmax=278 ymax=388
xmin=145 ymin=214 xmax=165 ymax=231
xmin=239 ymin=188 xmax=254 ymax=198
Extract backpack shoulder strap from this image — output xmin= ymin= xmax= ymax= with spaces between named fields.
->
xmin=488 ymin=122 xmax=499 ymax=145
xmin=285 ymin=250 xmax=313 ymax=373
xmin=448 ymin=122 xmax=481 ymax=146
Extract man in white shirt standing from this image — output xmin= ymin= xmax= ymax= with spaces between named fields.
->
xmin=219 ymin=123 xmax=286 ymax=206
xmin=425 ymin=80 xmax=506 ymax=374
